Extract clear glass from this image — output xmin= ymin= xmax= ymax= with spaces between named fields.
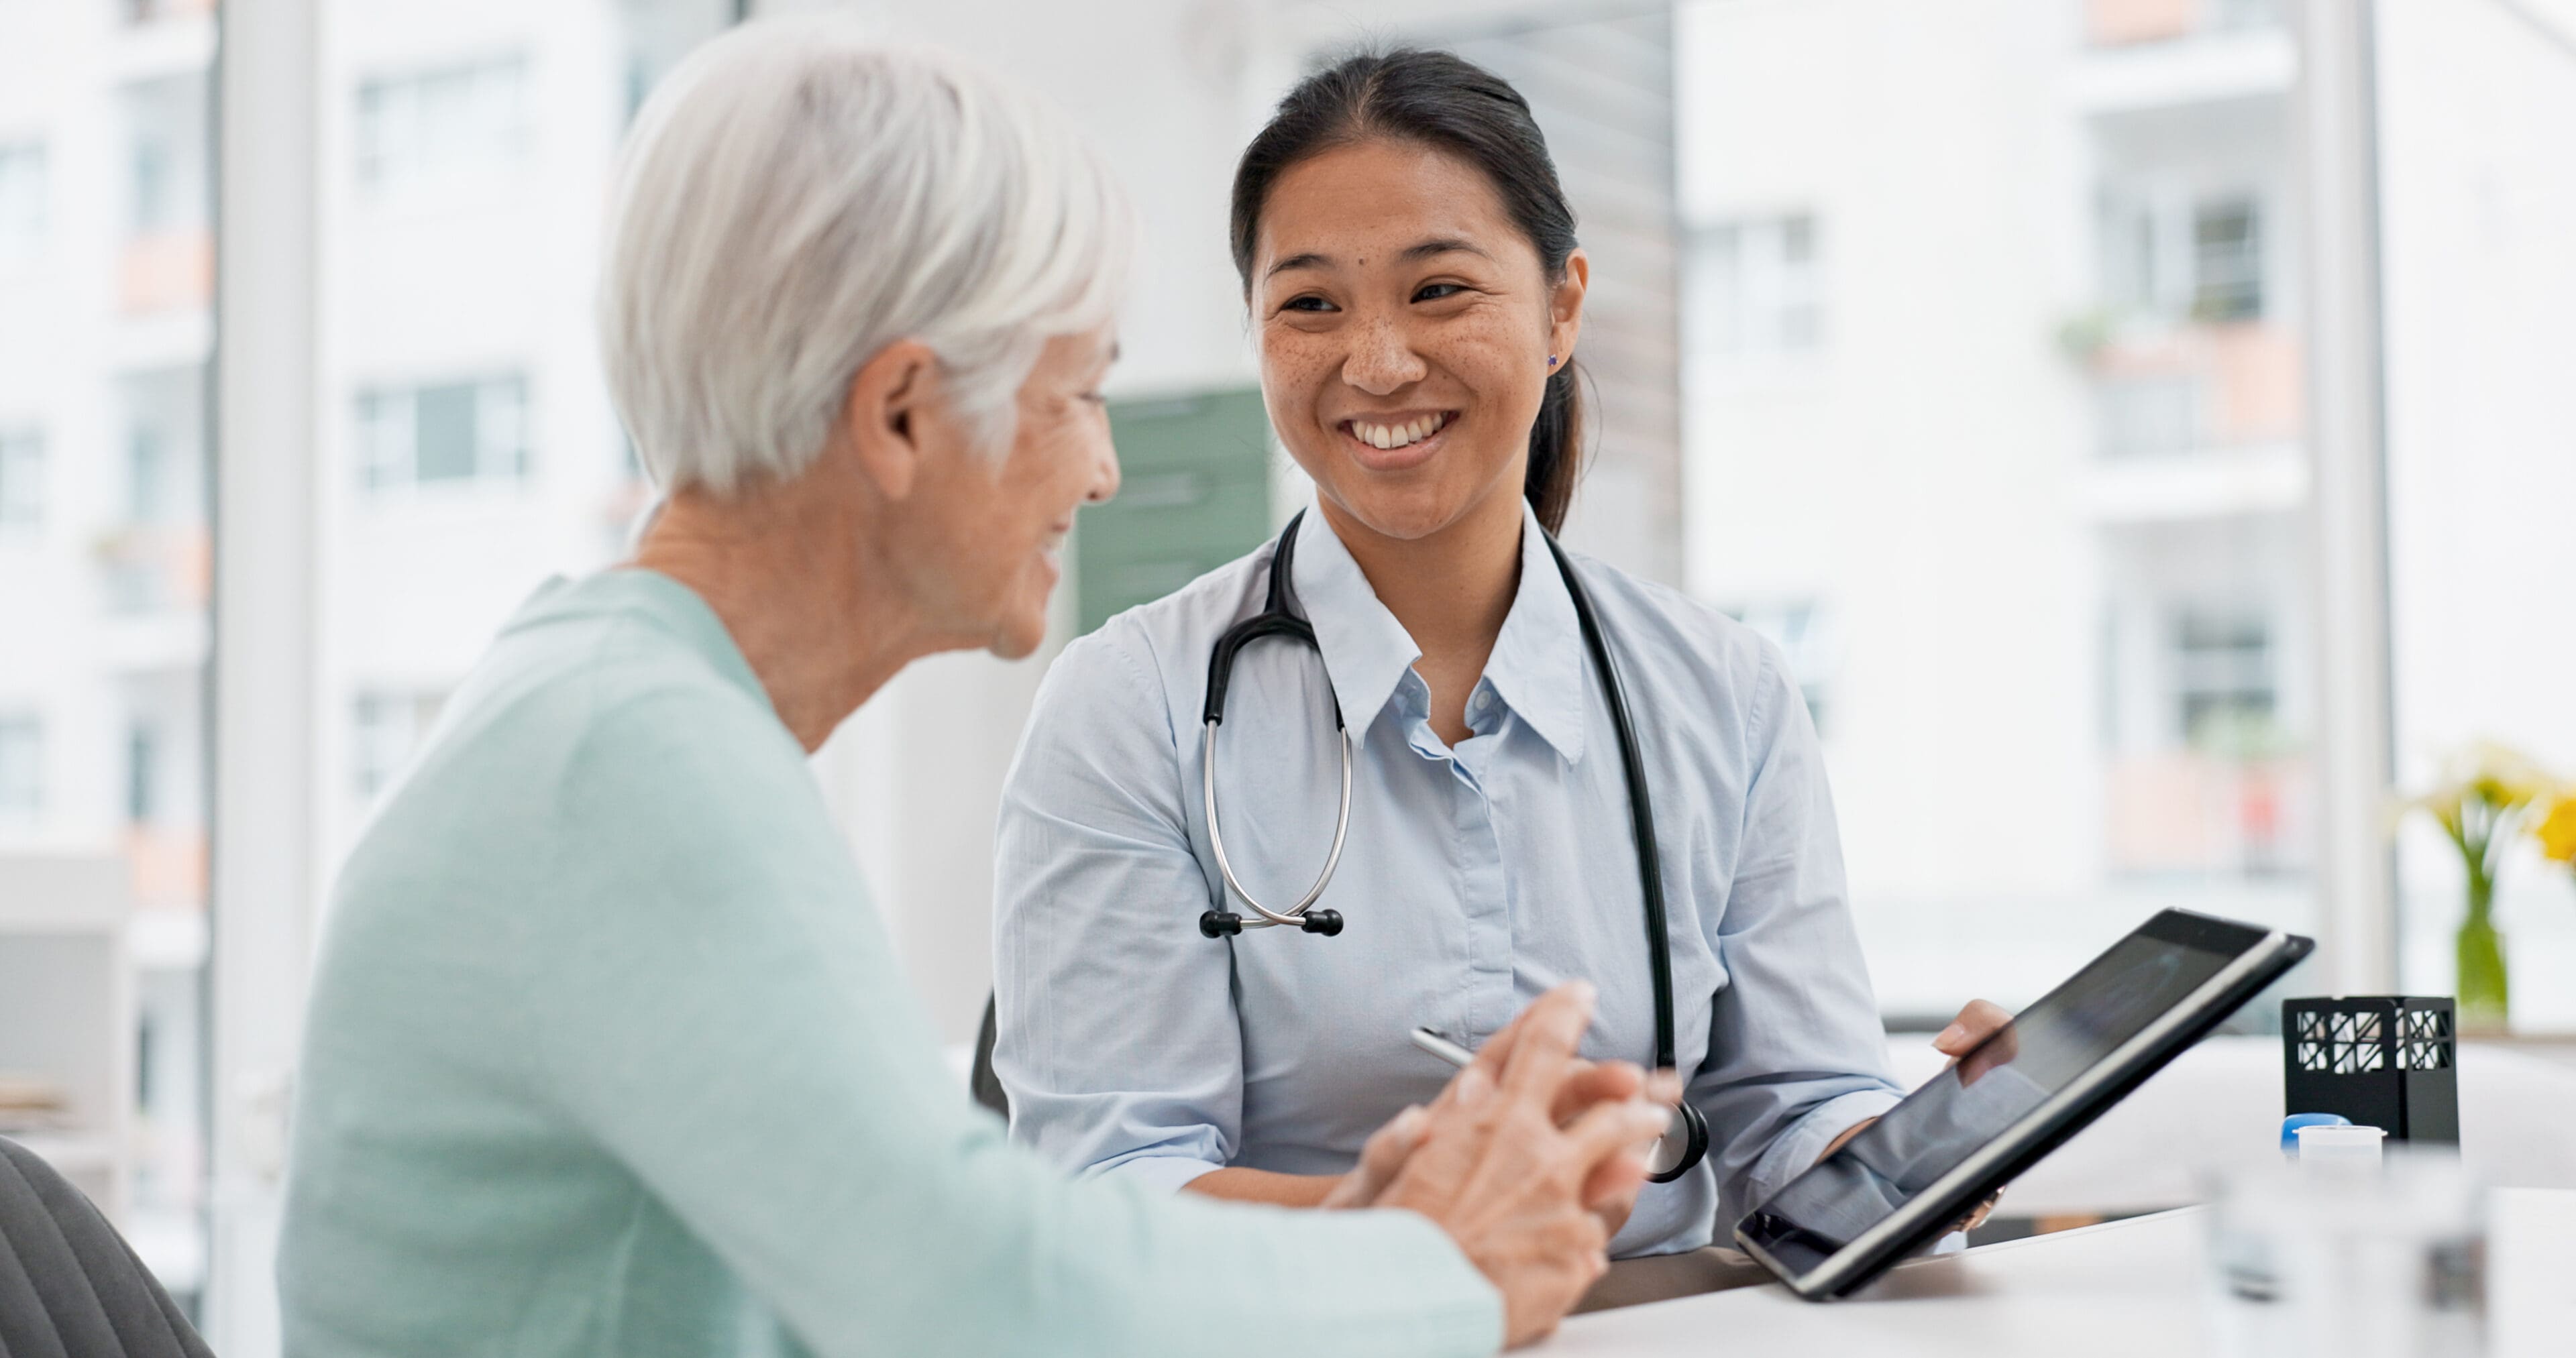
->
xmin=2204 ymin=1150 xmax=2485 ymax=1357
xmin=0 ymin=0 xmax=220 ymax=1309
xmin=2378 ymin=2 xmax=2576 ymax=1032
xmin=1676 ymin=0 xmax=2320 ymax=1021
xmin=311 ymin=0 xmax=733 ymax=869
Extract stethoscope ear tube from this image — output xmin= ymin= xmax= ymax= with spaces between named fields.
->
xmin=1203 ymin=718 xmax=1355 ymax=931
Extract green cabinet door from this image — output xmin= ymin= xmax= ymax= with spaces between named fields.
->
xmin=1076 ymin=388 xmax=1273 ymax=634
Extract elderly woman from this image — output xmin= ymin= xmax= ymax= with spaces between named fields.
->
xmin=275 ymin=18 xmax=1672 ymax=1358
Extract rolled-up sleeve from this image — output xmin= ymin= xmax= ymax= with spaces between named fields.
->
xmin=1688 ymin=640 xmax=1903 ymax=1229
xmin=993 ymin=624 xmax=1241 ymax=1192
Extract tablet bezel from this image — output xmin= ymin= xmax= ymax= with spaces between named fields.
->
xmin=1733 ymin=909 xmax=2312 ymax=1300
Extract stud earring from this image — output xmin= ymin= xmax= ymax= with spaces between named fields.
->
xmin=1547 ymin=354 xmax=1558 ymax=367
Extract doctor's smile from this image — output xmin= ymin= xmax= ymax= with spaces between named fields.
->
xmin=1340 ymin=408 xmax=1455 ymax=465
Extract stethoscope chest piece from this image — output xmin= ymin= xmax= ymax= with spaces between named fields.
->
xmin=1645 ymin=1101 xmax=1709 ymax=1184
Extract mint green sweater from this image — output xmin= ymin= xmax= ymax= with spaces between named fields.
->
xmin=277 ymin=569 xmax=1500 ymax=1357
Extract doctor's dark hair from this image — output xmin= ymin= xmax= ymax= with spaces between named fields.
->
xmin=1230 ymin=48 xmax=1589 ymax=534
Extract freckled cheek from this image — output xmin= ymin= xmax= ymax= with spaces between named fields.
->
xmin=1430 ymin=316 xmax=1546 ymax=429
xmin=1258 ymin=335 xmax=1343 ymax=429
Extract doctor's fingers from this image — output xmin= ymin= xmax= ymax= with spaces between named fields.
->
xmin=1933 ymin=999 xmax=2013 ymax=1058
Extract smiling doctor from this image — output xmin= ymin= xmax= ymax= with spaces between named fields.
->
xmin=991 ymin=48 xmax=2002 ymax=1259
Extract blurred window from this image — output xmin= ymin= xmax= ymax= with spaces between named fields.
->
xmin=123 ymin=0 xmax=215 ymax=24
xmin=127 ymin=724 xmax=160 ymax=824
xmin=128 ymin=427 xmax=168 ymax=522
xmin=355 ymin=56 xmax=530 ymax=203
xmin=351 ymin=690 xmax=445 ymax=803
xmin=0 ymin=718 xmax=40 ymax=826
xmin=0 ymin=427 xmax=43 ymax=529
xmin=1727 ymin=600 xmax=1836 ymax=736
xmin=1686 ymin=213 xmax=1824 ymax=359
xmin=121 ymin=78 xmax=209 ymax=238
xmin=116 ymin=76 xmax=211 ymax=315
xmin=2379 ymin=0 xmax=2576 ymax=1023
xmin=131 ymin=133 xmax=173 ymax=232
xmin=0 ymin=142 xmax=43 ymax=264
xmin=2171 ymin=610 xmax=2273 ymax=743
xmin=2191 ymin=199 xmax=2263 ymax=321
xmin=1 ymin=0 xmax=217 ymax=1306
xmin=1679 ymin=0 xmax=2314 ymax=1019
xmin=355 ymin=375 xmax=530 ymax=492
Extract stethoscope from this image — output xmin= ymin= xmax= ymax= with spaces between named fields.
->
xmin=1193 ymin=510 xmax=1711 ymax=1184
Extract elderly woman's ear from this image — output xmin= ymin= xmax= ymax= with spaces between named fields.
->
xmin=836 ymin=338 xmax=945 ymax=502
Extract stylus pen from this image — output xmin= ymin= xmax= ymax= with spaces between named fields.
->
xmin=1410 ymin=960 xmax=1587 ymax=1068
xmin=1410 ymin=1021 xmax=1699 ymax=1178
xmin=1409 ymin=1027 xmax=1479 ymax=1069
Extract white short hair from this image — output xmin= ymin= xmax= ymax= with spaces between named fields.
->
xmin=599 ymin=17 xmax=1133 ymax=496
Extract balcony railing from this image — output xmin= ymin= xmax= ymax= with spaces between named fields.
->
xmin=93 ymin=524 xmax=210 ymax=614
xmin=2085 ymin=0 xmax=2283 ymax=49
xmin=2083 ymin=319 xmax=2302 ymax=458
xmin=123 ymin=0 xmax=217 ymax=26
xmin=123 ymin=826 xmax=205 ymax=914
xmin=117 ymin=229 xmax=212 ymax=315
xmin=2105 ymin=750 xmax=2312 ymax=878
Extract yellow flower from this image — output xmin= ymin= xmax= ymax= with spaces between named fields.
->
xmin=2455 ymin=740 xmax=2552 ymax=810
xmin=2536 ymin=795 xmax=2576 ymax=866
xmin=2398 ymin=782 xmax=2468 ymax=838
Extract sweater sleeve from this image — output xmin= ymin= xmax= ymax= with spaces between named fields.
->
xmin=525 ymin=687 xmax=1501 ymax=1358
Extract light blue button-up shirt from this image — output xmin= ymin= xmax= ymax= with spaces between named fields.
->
xmin=994 ymin=500 xmax=1902 ymax=1257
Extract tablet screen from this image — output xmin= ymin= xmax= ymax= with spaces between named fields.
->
xmin=1738 ymin=914 xmax=2258 ymax=1280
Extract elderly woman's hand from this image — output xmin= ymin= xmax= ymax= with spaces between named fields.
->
xmin=1355 ymin=985 xmax=1671 ymax=1349
xmin=1324 ymin=1051 xmax=1682 ymax=1247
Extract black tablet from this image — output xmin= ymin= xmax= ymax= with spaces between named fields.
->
xmin=1734 ymin=908 xmax=2313 ymax=1300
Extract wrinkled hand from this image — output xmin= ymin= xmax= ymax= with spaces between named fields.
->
xmin=1372 ymin=984 xmax=1672 ymax=1349
xmin=1326 ymin=1037 xmax=1684 ymax=1238
xmin=1321 ymin=1102 xmax=1432 ymax=1210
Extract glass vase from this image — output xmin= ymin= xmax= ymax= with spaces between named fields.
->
xmin=2455 ymin=876 xmax=2509 ymax=1034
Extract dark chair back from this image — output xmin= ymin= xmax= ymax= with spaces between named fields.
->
xmin=970 ymin=993 xmax=1010 ymax=1119
xmin=0 ymin=1135 xmax=215 ymax=1357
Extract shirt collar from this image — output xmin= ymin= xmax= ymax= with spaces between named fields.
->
xmin=1481 ymin=503 xmax=1588 ymax=763
xmin=1287 ymin=498 xmax=1589 ymax=762
xmin=1289 ymin=504 xmax=1421 ymax=737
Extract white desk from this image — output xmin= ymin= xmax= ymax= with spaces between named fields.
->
xmin=1549 ymin=1188 xmax=2575 ymax=1356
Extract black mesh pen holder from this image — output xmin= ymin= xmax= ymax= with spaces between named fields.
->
xmin=2282 ymin=996 xmax=2460 ymax=1143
